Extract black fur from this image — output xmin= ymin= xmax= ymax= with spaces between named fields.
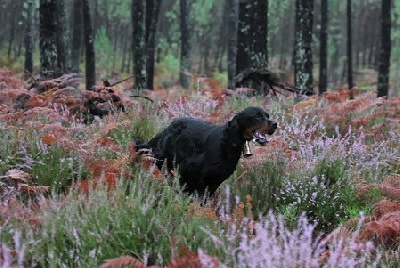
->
xmin=140 ymin=107 xmax=277 ymax=197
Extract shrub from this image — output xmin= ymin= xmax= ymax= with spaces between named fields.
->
xmin=227 ymin=157 xmax=286 ymax=217
xmin=19 ymin=173 xmax=220 ymax=267
xmin=0 ymin=128 xmax=84 ymax=193
xmin=30 ymin=143 xmax=83 ymax=192
xmin=203 ymin=212 xmax=380 ymax=267
xmin=277 ymin=174 xmax=353 ymax=231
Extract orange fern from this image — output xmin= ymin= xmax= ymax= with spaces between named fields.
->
xmin=358 ymin=211 xmax=400 ymax=247
xmin=373 ymin=199 xmax=400 ymax=219
xmin=167 ymin=248 xmax=219 ymax=268
xmin=99 ymin=256 xmax=149 ymax=268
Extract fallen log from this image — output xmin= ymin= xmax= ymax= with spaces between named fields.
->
xmin=233 ymin=67 xmax=314 ymax=96
xmin=30 ymin=73 xmax=82 ymax=93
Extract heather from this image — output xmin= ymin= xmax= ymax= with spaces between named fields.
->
xmin=0 ymin=69 xmax=400 ymax=267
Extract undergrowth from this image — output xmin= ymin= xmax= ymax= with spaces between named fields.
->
xmin=22 ymin=174 xmax=221 ymax=267
xmin=0 ymin=79 xmax=399 ymax=267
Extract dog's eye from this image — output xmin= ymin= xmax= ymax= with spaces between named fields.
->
xmin=256 ymin=114 xmax=263 ymax=120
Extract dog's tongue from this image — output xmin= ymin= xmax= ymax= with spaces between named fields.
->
xmin=253 ymin=130 xmax=268 ymax=146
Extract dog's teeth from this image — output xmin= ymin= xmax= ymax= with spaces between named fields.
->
xmin=252 ymin=130 xmax=268 ymax=146
xmin=254 ymin=131 xmax=266 ymax=139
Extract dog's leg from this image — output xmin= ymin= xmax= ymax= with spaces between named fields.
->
xmin=155 ymin=159 xmax=164 ymax=170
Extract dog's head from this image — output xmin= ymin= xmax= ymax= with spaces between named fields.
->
xmin=232 ymin=106 xmax=277 ymax=145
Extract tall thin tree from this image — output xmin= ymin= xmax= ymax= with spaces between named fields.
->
xmin=227 ymin=0 xmax=238 ymax=88
xmin=39 ymin=0 xmax=58 ymax=79
xmin=318 ymin=0 xmax=328 ymax=94
xmin=70 ymin=0 xmax=82 ymax=73
xmin=179 ymin=0 xmax=193 ymax=89
xmin=24 ymin=0 xmax=33 ymax=76
xmin=82 ymin=0 xmax=96 ymax=90
xmin=7 ymin=1 xmax=17 ymax=62
xmin=145 ymin=0 xmax=162 ymax=90
xmin=236 ymin=0 xmax=268 ymax=74
xmin=132 ymin=0 xmax=145 ymax=89
xmin=347 ymin=0 xmax=354 ymax=91
xmin=293 ymin=0 xmax=314 ymax=91
xmin=377 ymin=0 xmax=392 ymax=97
xmin=56 ymin=0 xmax=67 ymax=75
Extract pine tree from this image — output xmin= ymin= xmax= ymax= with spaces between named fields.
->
xmin=293 ymin=0 xmax=314 ymax=92
xmin=39 ymin=0 xmax=57 ymax=79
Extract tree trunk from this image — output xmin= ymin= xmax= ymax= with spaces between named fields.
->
xmin=179 ymin=0 xmax=193 ymax=89
xmin=360 ymin=1 xmax=368 ymax=67
xmin=93 ymin=0 xmax=99 ymax=35
xmin=354 ymin=1 xmax=362 ymax=69
xmin=127 ymin=48 xmax=132 ymax=74
xmin=104 ymin=1 xmax=110 ymax=38
xmin=132 ymin=0 xmax=146 ymax=89
xmin=364 ymin=6 xmax=379 ymax=68
xmin=259 ymin=0 xmax=268 ymax=65
xmin=146 ymin=0 xmax=162 ymax=90
xmin=82 ymin=0 xmax=96 ymax=90
xmin=318 ymin=0 xmax=328 ymax=94
xmin=7 ymin=2 xmax=17 ymax=62
xmin=70 ymin=0 xmax=82 ymax=73
xmin=347 ymin=0 xmax=354 ymax=90
xmin=24 ymin=0 xmax=33 ymax=76
xmin=14 ymin=1 xmax=25 ymax=60
xmin=373 ymin=23 xmax=381 ymax=71
xmin=56 ymin=0 xmax=67 ymax=75
xmin=203 ymin=38 xmax=210 ymax=73
xmin=17 ymin=32 xmax=23 ymax=58
xmin=377 ymin=0 xmax=391 ymax=97
xmin=227 ymin=0 xmax=238 ymax=88
xmin=112 ymin=24 xmax=118 ymax=72
xmin=236 ymin=0 xmax=268 ymax=74
xmin=40 ymin=0 xmax=58 ymax=79
xmin=215 ymin=0 xmax=229 ymax=72
xmin=121 ymin=32 xmax=129 ymax=73
xmin=279 ymin=3 xmax=294 ymax=70
xmin=293 ymin=0 xmax=314 ymax=91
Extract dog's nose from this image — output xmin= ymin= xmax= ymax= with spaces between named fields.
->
xmin=271 ymin=122 xmax=277 ymax=130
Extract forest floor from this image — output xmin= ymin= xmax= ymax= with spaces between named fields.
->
xmin=0 ymin=67 xmax=400 ymax=267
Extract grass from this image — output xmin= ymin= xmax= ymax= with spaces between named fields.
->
xmin=228 ymin=157 xmax=286 ymax=217
xmin=0 ymin=83 xmax=399 ymax=267
xmin=24 ymin=175 xmax=220 ymax=267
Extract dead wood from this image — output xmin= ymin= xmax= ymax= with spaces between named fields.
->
xmin=30 ymin=73 xmax=82 ymax=93
xmin=233 ymin=67 xmax=314 ymax=96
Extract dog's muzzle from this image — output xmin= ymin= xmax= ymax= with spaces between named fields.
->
xmin=252 ymin=121 xmax=277 ymax=146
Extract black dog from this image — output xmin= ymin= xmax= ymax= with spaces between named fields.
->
xmin=139 ymin=107 xmax=277 ymax=197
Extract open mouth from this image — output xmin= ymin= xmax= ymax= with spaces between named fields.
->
xmin=252 ymin=130 xmax=269 ymax=146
